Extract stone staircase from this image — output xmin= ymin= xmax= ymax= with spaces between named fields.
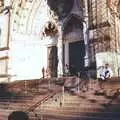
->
xmin=0 ymin=77 xmax=120 ymax=120
xmin=33 ymin=91 xmax=120 ymax=120
xmin=32 ymin=78 xmax=120 ymax=120
xmin=0 ymin=78 xmax=62 ymax=120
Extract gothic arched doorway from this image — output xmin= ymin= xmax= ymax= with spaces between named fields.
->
xmin=63 ymin=15 xmax=85 ymax=75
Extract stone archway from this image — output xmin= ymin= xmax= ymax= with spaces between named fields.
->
xmin=63 ymin=15 xmax=85 ymax=74
xmin=63 ymin=15 xmax=83 ymax=35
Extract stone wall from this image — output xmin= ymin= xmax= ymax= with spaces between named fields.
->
xmin=96 ymin=52 xmax=120 ymax=77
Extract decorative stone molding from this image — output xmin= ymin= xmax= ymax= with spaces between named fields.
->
xmin=42 ymin=21 xmax=58 ymax=37
xmin=108 ymin=0 xmax=120 ymax=14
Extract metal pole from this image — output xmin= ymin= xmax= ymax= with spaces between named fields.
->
xmin=48 ymin=79 xmax=50 ymax=89
xmin=62 ymin=85 xmax=64 ymax=105
xmin=77 ymin=74 xmax=80 ymax=93
xmin=25 ymin=80 xmax=27 ymax=94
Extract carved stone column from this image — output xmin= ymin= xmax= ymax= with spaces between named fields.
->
xmin=57 ymin=23 xmax=63 ymax=77
xmin=1 ymin=9 xmax=10 ymax=48
xmin=0 ymin=0 xmax=11 ymax=82
xmin=64 ymin=41 xmax=69 ymax=66
xmin=83 ymin=0 xmax=89 ymax=67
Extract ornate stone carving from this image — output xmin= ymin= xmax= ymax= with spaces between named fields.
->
xmin=42 ymin=21 xmax=58 ymax=37
xmin=108 ymin=0 xmax=120 ymax=13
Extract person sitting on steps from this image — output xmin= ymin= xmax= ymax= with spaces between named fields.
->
xmin=98 ymin=64 xmax=113 ymax=89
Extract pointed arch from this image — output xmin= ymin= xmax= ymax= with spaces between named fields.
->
xmin=11 ymin=0 xmax=43 ymax=34
xmin=63 ymin=14 xmax=83 ymax=35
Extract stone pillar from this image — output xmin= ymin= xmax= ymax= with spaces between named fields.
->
xmin=1 ymin=10 xmax=10 ymax=48
xmin=1 ymin=0 xmax=11 ymax=48
xmin=57 ymin=24 xmax=63 ymax=77
xmin=64 ymin=41 xmax=69 ymax=66
xmin=4 ymin=0 xmax=11 ymax=34
xmin=4 ymin=0 xmax=11 ymax=82
xmin=83 ymin=0 xmax=89 ymax=67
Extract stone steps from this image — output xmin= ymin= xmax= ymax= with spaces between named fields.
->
xmin=33 ymin=86 xmax=120 ymax=120
xmin=34 ymin=108 xmax=120 ymax=120
xmin=0 ymin=78 xmax=120 ymax=120
xmin=30 ymin=112 xmax=120 ymax=120
xmin=36 ymin=106 xmax=120 ymax=116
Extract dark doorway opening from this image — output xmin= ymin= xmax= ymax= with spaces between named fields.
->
xmin=47 ymin=46 xmax=58 ymax=77
xmin=69 ymin=41 xmax=85 ymax=75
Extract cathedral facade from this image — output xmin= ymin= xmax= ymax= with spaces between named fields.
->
xmin=0 ymin=0 xmax=85 ymax=81
xmin=87 ymin=0 xmax=120 ymax=77
xmin=0 ymin=0 xmax=120 ymax=82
